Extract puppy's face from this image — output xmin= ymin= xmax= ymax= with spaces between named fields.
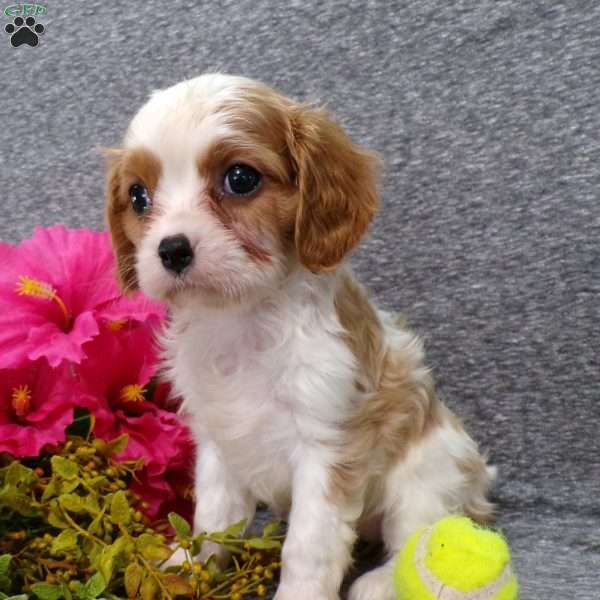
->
xmin=106 ymin=74 xmax=378 ymax=306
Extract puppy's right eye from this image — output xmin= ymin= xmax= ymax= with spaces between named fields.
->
xmin=129 ymin=184 xmax=152 ymax=215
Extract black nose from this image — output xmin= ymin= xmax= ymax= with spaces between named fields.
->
xmin=158 ymin=235 xmax=194 ymax=274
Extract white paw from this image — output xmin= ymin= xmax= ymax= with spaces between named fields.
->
xmin=274 ymin=582 xmax=339 ymax=600
xmin=347 ymin=566 xmax=395 ymax=600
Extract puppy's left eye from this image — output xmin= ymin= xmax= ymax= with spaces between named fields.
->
xmin=223 ymin=164 xmax=262 ymax=197
xmin=129 ymin=184 xmax=152 ymax=215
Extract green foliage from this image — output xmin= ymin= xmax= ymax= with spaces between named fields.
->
xmin=0 ymin=436 xmax=284 ymax=599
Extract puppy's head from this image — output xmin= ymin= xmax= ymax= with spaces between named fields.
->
xmin=106 ymin=74 xmax=378 ymax=306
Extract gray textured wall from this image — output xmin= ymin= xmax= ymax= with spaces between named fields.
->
xmin=1 ymin=2 xmax=598 ymax=597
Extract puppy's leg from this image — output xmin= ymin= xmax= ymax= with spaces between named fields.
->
xmin=274 ymin=450 xmax=361 ymax=600
xmin=348 ymin=420 xmax=494 ymax=600
xmin=176 ymin=439 xmax=255 ymax=566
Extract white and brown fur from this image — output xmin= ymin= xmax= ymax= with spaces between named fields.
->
xmin=106 ymin=73 xmax=494 ymax=600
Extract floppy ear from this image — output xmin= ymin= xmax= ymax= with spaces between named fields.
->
xmin=288 ymin=106 xmax=379 ymax=272
xmin=105 ymin=151 xmax=139 ymax=293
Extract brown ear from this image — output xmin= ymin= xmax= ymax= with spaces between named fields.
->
xmin=105 ymin=151 xmax=139 ymax=293
xmin=288 ymin=106 xmax=379 ymax=272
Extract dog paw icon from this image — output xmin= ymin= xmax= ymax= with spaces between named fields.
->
xmin=5 ymin=16 xmax=45 ymax=47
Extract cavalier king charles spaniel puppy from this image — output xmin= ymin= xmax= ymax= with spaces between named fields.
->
xmin=106 ymin=74 xmax=494 ymax=600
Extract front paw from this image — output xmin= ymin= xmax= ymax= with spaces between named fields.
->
xmin=274 ymin=582 xmax=339 ymax=600
xmin=347 ymin=566 xmax=395 ymax=600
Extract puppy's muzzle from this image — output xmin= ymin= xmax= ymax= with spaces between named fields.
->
xmin=158 ymin=234 xmax=194 ymax=275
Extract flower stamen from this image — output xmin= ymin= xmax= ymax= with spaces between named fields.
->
xmin=16 ymin=275 xmax=71 ymax=325
xmin=107 ymin=319 xmax=128 ymax=331
xmin=11 ymin=385 xmax=32 ymax=418
xmin=120 ymin=384 xmax=146 ymax=403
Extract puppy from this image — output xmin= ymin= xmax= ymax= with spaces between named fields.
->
xmin=106 ymin=74 xmax=494 ymax=600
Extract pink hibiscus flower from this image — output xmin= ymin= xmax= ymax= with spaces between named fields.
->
xmin=75 ymin=325 xmax=195 ymax=518
xmin=122 ymin=412 xmax=195 ymax=520
xmin=0 ymin=360 xmax=76 ymax=457
xmin=0 ymin=226 xmax=164 ymax=369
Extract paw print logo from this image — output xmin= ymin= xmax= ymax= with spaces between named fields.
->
xmin=5 ymin=16 xmax=45 ymax=47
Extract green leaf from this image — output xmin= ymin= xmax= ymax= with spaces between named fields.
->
xmin=95 ymin=536 xmax=133 ymax=584
xmin=4 ymin=462 xmax=36 ymax=487
xmin=167 ymin=512 xmax=191 ymax=538
xmin=0 ymin=555 xmax=11 ymax=593
xmin=262 ymin=520 xmax=283 ymax=537
xmin=82 ymin=494 xmax=100 ymax=515
xmin=60 ymin=582 xmax=72 ymax=600
xmin=245 ymin=537 xmax=282 ymax=550
xmin=110 ymin=490 xmax=130 ymax=526
xmin=47 ymin=501 xmax=70 ymax=529
xmin=191 ymin=534 xmax=204 ymax=557
xmin=88 ymin=506 xmax=106 ymax=536
xmin=136 ymin=534 xmax=172 ymax=561
xmin=0 ymin=485 xmax=41 ymax=517
xmin=71 ymin=585 xmax=86 ymax=600
xmin=30 ymin=582 xmax=63 ymax=600
xmin=59 ymin=479 xmax=80 ymax=495
xmin=2 ymin=595 xmax=28 ymax=600
xmin=66 ymin=581 xmax=85 ymax=599
xmin=139 ymin=575 xmax=159 ymax=600
xmin=41 ymin=478 xmax=59 ymax=502
xmin=59 ymin=494 xmax=85 ymax=513
xmin=84 ymin=572 xmax=106 ymax=598
xmin=222 ymin=518 xmax=247 ymax=538
xmin=124 ymin=563 xmax=143 ymax=599
xmin=0 ymin=555 xmax=11 ymax=577
xmin=51 ymin=456 xmax=79 ymax=480
xmin=51 ymin=529 xmax=79 ymax=554
xmin=86 ymin=475 xmax=109 ymax=489
xmin=97 ymin=537 xmax=123 ymax=584
xmin=160 ymin=573 xmax=194 ymax=595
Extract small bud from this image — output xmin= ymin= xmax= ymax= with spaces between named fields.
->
xmin=200 ymin=570 xmax=211 ymax=582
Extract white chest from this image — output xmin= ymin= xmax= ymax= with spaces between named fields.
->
xmin=163 ymin=281 xmax=357 ymax=505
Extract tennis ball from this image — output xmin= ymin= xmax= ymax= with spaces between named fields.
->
xmin=394 ymin=516 xmax=518 ymax=600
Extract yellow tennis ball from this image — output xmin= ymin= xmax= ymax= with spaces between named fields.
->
xmin=394 ymin=516 xmax=519 ymax=600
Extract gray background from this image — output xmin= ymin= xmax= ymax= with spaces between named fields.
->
xmin=1 ymin=1 xmax=598 ymax=597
